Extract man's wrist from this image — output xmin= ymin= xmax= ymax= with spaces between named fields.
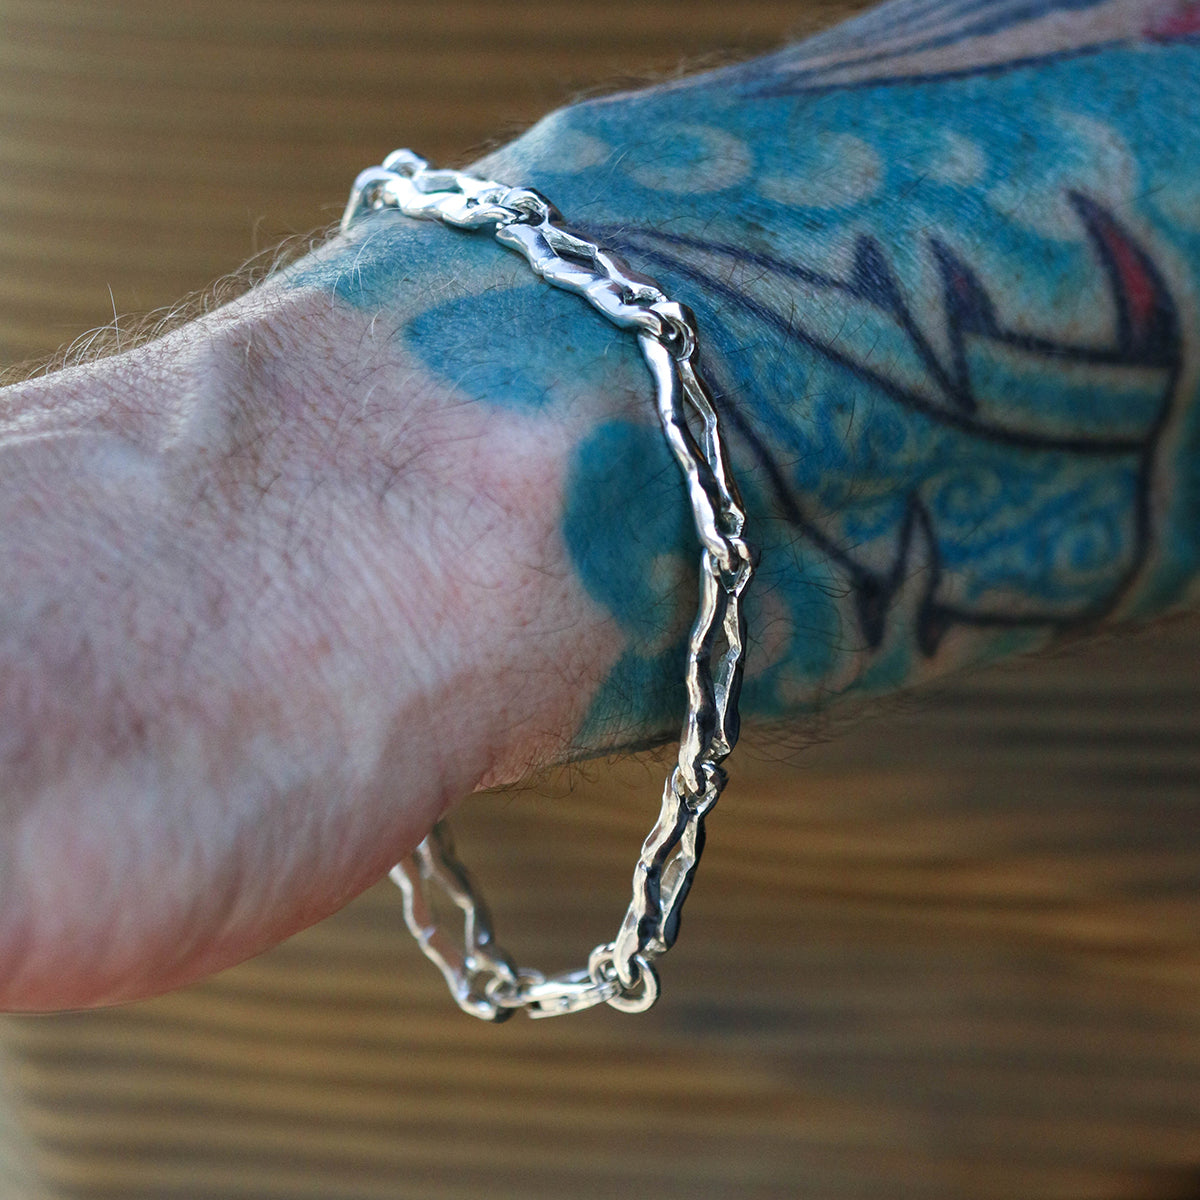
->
xmin=0 ymin=255 xmax=639 ymax=1006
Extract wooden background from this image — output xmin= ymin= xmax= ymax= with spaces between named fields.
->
xmin=2 ymin=3 xmax=1200 ymax=1198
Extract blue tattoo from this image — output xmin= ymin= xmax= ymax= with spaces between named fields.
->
xmin=288 ymin=2 xmax=1200 ymax=741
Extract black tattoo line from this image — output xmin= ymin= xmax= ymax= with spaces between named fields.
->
xmin=583 ymin=194 xmax=1180 ymax=656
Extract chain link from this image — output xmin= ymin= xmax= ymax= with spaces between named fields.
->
xmin=343 ymin=151 xmax=756 ymax=1019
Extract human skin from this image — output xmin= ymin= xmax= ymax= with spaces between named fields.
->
xmin=1 ymin=0 xmax=1198 ymax=1010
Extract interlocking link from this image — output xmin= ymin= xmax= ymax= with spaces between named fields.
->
xmin=344 ymin=152 xmax=756 ymax=1020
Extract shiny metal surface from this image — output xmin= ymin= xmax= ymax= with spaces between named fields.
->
xmin=344 ymin=152 xmax=756 ymax=1020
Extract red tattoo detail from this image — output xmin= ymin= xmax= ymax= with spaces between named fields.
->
xmin=1145 ymin=0 xmax=1200 ymax=40
xmin=1093 ymin=209 xmax=1158 ymax=347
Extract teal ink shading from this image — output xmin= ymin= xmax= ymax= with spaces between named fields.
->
xmin=563 ymin=419 xmax=693 ymax=738
xmin=405 ymin=287 xmax=642 ymax=413
xmin=283 ymin=214 xmax=451 ymax=310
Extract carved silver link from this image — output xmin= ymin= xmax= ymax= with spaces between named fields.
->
xmin=344 ymin=152 xmax=756 ymax=1019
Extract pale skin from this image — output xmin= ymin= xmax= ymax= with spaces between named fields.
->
xmin=3 ymin=0 xmax=1199 ymax=1010
xmin=0 ymin=281 xmax=626 ymax=1007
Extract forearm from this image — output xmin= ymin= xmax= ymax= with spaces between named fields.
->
xmin=385 ymin=0 xmax=1200 ymax=750
xmin=4 ymin=0 xmax=1199 ymax=1008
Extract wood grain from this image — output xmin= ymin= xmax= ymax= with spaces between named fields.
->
xmin=0 ymin=0 xmax=829 ymax=367
xmin=2 ymin=4 xmax=1199 ymax=1199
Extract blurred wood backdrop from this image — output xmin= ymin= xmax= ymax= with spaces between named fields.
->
xmin=2 ymin=2 xmax=1200 ymax=1198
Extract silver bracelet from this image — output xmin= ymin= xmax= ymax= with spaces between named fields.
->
xmin=341 ymin=151 xmax=756 ymax=1020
